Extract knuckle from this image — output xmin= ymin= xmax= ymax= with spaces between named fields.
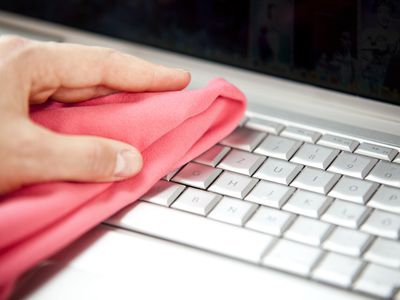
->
xmin=0 ymin=35 xmax=29 ymax=48
xmin=0 ymin=36 xmax=40 ymax=68
xmin=13 ymin=125 xmax=46 ymax=166
xmin=2 ymin=120 xmax=39 ymax=157
xmin=100 ymin=47 xmax=119 ymax=76
xmin=0 ymin=121 xmax=43 ymax=188
xmin=0 ymin=35 xmax=37 ymax=61
xmin=16 ymin=42 xmax=41 ymax=62
xmin=100 ymin=47 xmax=119 ymax=67
xmin=0 ymin=35 xmax=35 ymax=68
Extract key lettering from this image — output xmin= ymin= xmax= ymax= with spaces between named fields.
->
xmin=349 ymin=185 xmax=358 ymax=192
xmin=266 ymin=190 xmax=274 ymax=197
xmin=265 ymin=215 xmax=277 ymax=223
xmin=236 ymin=158 xmax=246 ymax=164
xmin=228 ymin=180 xmax=238 ymax=187
xmin=227 ymin=206 xmax=237 ymax=213
xmin=333 ymin=137 xmax=342 ymax=143
xmin=382 ymin=218 xmax=392 ymax=226
xmin=341 ymin=208 xmax=355 ymax=219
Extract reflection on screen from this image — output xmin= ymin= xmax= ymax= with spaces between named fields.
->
xmin=1 ymin=0 xmax=399 ymax=104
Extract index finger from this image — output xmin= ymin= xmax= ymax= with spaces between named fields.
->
xmin=22 ymin=41 xmax=191 ymax=96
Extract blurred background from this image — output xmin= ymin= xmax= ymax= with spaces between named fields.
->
xmin=1 ymin=0 xmax=399 ymax=104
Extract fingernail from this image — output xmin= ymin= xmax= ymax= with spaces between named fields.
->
xmin=114 ymin=149 xmax=142 ymax=177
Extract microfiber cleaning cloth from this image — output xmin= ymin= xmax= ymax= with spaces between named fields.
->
xmin=0 ymin=78 xmax=246 ymax=299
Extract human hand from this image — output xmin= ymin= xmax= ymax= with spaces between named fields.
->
xmin=0 ymin=36 xmax=190 ymax=194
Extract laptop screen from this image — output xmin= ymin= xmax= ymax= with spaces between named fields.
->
xmin=1 ymin=0 xmax=399 ymax=105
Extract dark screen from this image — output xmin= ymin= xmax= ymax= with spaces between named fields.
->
xmin=2 ymin=0 xmax=400 ymax=105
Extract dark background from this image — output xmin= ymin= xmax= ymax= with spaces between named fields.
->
xmin=1 ymin=0 xmax=399 ymax=104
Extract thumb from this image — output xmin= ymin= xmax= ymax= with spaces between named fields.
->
xmin=24 ymin=125 xmax=143 ymax=184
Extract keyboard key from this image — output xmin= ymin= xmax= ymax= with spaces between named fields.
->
xmin=245 ymin=206 xmax=295 ymax=236
xmin=361 ymin=209 xmax=400 ymax=239
xmin=171 ymin=188 xmax=221 ymax=216
xmin=355 ymin=142 xmax=398 ymax=161
xmin=323 ymin=227 xmax=373 ymax=257
xmin=312 ymin=253 xmax=363 ymax=288
xmin=394 ymin=154 xmax=400 ymax=164
xmin=208 ymin=171 xmax=258 ymax=199
xmin=328 ymin=176 xmax=378 ymax=204
xmin=364 ymin=238 xmax=400 ymax=268
xmin=280 ymin=126 xmax=321 ymax=143
xmin=253 ymin=158 xmax=303 ymax=185
xmin=245 ymin=180 xmax=295 ymax=208
xmin=107 ymin=201 xmax=275 ymax=263
xmin=140 ymin=180 xmax=185 ymax=206
xmin=194 ymin=145 xmax=230 ymax=167
xmin=367 ymin=160 xmax=400 ymax=187
xmin=208 ymin=196 xmax=258 ymax=226
xmin=354 ymin=264 xmax=400 ymax=298
xmin=244 ymin=117 xmax=284 ymax=134
xmin=368 ymin=185 xmax=400 ymax=214
xmin=291 ymin=144 xmax=339 ymax=169
xmin=262 ymin=239 xmax=323 ymax=276
xmin=321 ymin=199 xmax=370 ymax=228
xmin=283 ymin=190 xmax=332 ymax=218
xmin=238 ymin=116 xmax=248 ymax=127
xmin=218 ymin=149 xmax=265 ymax=176
xmin=328 ymin=152 xmax=377 ymax=179
xmin=254 ymin=135 xmax=302 ymax=160
xmin=317 ymin=134 xmax=359 ymax=152
xmin=163 ymin=168 xmax=180 ymax=181
xmin=284 ymin=216 xmax=332 ymax=246
xmin=172 ymin=162 xmax=222 ymax=189
xmin=220 ymin=127 xmax=266 ymax=152
xmin=291 ymin=167 xmax=340 ymax=194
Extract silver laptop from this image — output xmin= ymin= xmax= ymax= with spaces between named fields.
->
xmin=1 ymin=1 xmax=399 ymax=299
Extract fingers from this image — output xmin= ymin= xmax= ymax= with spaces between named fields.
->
xmin=31 ymin=86 xmax=117 ymax=103
xmin=0 ymin=121 xmax=143 ymax=193
xmin=22 ymin=42 xmax=191 ymax=101
xmin=38 ymin=126 xmax=143 ymax=183
xmin=0 ymin=35 xmax=30 ymax=57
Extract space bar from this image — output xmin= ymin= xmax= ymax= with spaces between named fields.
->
xmin=105 ymin=201 xmax=275 ymax=263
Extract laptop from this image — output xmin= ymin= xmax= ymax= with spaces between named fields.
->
xmin=1 ymin=1 xmax=399 ymax=299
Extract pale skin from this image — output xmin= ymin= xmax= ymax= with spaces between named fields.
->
xmin=0 ymin=36 xmax=191 ymax=195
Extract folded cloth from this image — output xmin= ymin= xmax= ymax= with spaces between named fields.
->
xmin=0 ymin=78 xmax=246 ymax=299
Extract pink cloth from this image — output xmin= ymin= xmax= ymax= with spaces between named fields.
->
xmin=0 ymin=78 xmax=246 ymax=299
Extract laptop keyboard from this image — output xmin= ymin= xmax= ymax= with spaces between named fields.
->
xmin=106 ymin=115 xmax=400 ymax=299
